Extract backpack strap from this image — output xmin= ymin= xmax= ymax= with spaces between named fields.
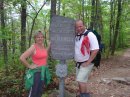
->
xmin=75 ymin=30 xmax=91 ymax=40
xmin=83 ymin=30 xmax=92 ymax=36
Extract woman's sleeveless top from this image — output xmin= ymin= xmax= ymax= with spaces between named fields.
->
xmin=32 ymin=44 xmax=48 ymax=66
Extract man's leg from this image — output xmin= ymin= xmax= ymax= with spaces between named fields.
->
xmin=78 ymin=82 xmax=86 ymax=93
xmin=78 ymin=82 xmax=90 ymax=97
xmin=76 ymin=63 xmax=94 ymax=97
xmin=76 ymin=64 xmax=94 ymax=97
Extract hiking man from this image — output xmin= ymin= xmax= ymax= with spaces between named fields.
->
xmin=75 ymin=20 xmax=99 ymax=97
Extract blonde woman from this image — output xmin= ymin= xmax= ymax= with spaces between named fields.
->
xmin=20 ymin=31 xmax=51 ymax=97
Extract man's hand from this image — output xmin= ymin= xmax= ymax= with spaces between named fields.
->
xmin=81 ymin=62 xmax=90 ymax=67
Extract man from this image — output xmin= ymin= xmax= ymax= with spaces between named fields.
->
xmin=75 ymin=20 xmax=99 ymax=97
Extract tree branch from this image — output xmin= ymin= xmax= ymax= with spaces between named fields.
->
xmin=29 ymin=1 xmax=47 ymax=47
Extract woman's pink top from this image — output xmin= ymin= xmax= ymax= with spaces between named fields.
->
xmin=32 ymin=44 xmax=48 ymax=66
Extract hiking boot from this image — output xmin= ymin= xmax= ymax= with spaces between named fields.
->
xmin=80 ymin=93 xmax=90 ymax=97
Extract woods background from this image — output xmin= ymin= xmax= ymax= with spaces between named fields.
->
xmin=0 ymin=0 xmax=130 ymax=96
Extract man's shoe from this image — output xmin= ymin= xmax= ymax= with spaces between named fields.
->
xmin=80 ymin=93 xmax=90 ymax=97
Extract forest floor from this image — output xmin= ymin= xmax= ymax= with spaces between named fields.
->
xmin=49 ymin=48 xmax=130 ymax=97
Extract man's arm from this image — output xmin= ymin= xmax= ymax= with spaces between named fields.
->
xmin=82 ymin=49 xmax=99 ymax=67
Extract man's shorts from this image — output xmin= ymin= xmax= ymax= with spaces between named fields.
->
xmin=76 ymin=63 xmax=94 ymax=83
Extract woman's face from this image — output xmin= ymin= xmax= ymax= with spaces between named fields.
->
xmin=35 ymin=33 xmax=44 ymax=44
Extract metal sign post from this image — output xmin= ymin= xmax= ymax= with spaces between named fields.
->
xmin=50 ymin=15 xmax=75 ymax=97
xmin=56 ymin=60 xmax=67 ymax=97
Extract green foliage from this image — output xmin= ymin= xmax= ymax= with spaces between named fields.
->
xmin=67 ymin=60 xmax=75 ymax=74
xmin=47 ymin=56 xmax=58 ymax=77
xmin=0 ymin=0 xmax=130 ymax=96
xmin=0 ymin=60 xmax=25 ymax=96
xmin=42 ymin=93 xmax=49 ymax=97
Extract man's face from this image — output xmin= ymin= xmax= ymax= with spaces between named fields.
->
xmin=75 ymin=21 xmax=85 ymax=34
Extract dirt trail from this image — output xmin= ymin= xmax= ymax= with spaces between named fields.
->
xmin=65 ymin=48 xmax=130 ymax=97
xmin=87 ymin=48 xmax=130 ymax=97
xmin=49 ymin=48 xmax=130 ymax=97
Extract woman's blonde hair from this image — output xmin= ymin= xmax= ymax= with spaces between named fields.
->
xmin=34 ymin=31 xmax=44 ymax=39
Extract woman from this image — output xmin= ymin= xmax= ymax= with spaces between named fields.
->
xmin=20 ymin=31 xmax=51 ymax=97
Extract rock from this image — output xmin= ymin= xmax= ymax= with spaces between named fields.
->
xmin=125 ymin=77 xmax=130 ymax=82
xmin=112 ymin=77 xmax=130 ymax=85
xmin=100 ymin=77 xmax=130 ymax=85
xmin=100 ymin=78 xmax=112 ymax=84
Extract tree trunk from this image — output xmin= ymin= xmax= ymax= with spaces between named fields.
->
xmin=0 ymin=0 xmax=8 ymax=75
xmin=109 ymin=0 xmax=113 ymax=48
xmin=95 ymin=0 xmax=103 ymax=36
xmin=90 ymin=0 xmax=103 ymax=37
xmin=20 ymin=1 xmax=27 ymax=96
xmin=11 ymin=16 xmax=15 ymax=61
xmin=62 ymin=3 xmax=65 ymax=16
xmin=50 ymin=0 xmax=56 ymax=19
xmin=90 ymin=0 xmax=95 ymax=30
xmin=109 ymin=0 xmax=116 ymax=49
xmin=21 ymin=0 xmax=26 ymax=53
xmin=82 ymin=0 xmax=85 ymax=22
xmin=118 ymin=1 xmax=124 ymax=48
xmin=57 ymin=0 xmax=61 ymax=15
xmin=111 ymin=0 xmax=122 ymax=55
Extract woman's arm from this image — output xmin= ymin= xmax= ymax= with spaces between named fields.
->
xmin=19 ymin=45 xmax=35 ymax=68
xmin=47 ymin=41 xmax=51 ymax=53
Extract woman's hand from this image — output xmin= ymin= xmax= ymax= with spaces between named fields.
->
xmin=47 ymin=41 xmax=51 ymax=52
xmin=28 ymin=64 xmax=38 ymax=69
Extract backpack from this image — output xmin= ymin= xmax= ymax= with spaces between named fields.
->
xmin=84 ymin=29 xmax=102 ymax=68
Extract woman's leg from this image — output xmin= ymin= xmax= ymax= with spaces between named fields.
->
xmin=28 ymin=72 xmax=44 ymax=97
xmin=37 ymin=73 xmax=44 ymax=97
